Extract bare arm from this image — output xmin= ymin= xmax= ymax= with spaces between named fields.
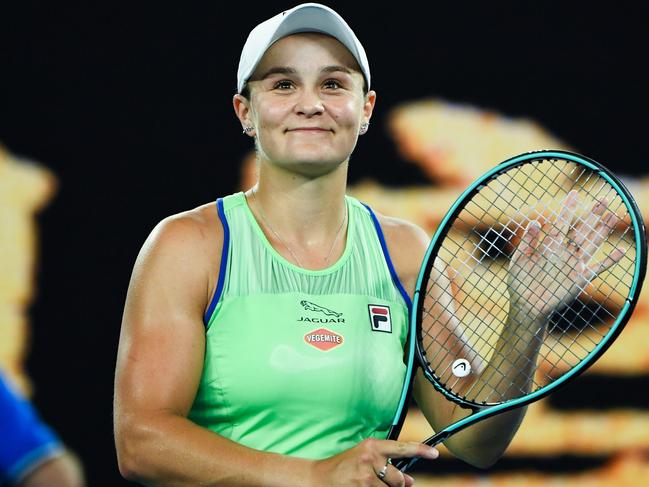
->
xmin=382 ymin=215 xmax=528 ymax=468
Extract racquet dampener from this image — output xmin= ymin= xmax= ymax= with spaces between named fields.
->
xmin=392 ymin=150 xmax=647 ymax=472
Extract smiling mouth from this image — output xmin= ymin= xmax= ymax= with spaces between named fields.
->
xmin=287 ymin=128 xmax=332 ymax=133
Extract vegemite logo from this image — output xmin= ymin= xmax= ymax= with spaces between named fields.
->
xmin=304 ymin=328 xmax=344 ymax=351
xmin=368 ymin=305 xmax=392 ymax=333
xmin=297 ymin=300 xmax=345 ymax=324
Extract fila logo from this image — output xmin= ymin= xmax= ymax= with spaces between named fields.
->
xmin=368 ymin=305 xmax=392 ymax=333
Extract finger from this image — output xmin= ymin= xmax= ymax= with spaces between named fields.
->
xmin=377 ymin=440 xmax=439 ymax=460
xmin=572 ymin=198 xmax=607 ymax=249
xmin=547 ymin=190 xmax=579 ymax=252
xmin=375 ymin=462 xmax=416 ymax=487
xmin=518 ymin=219 xmax=541 ymax=257
xmin=582 ymin=211 xmax=618 ymax=261
xmin=588 ymin=247 xmax=626 ymax=278
xmin=376 ymin=464 xmax=407 ymax=487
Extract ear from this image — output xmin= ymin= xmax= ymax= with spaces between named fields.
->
xmin=233 ymin=94 xmax=255 ymax=136
xmin=362 ymin=90 xmax=377 ymax=125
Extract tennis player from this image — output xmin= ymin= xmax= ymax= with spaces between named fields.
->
xmin=114 ymin=4 xmax=546 ymax=486
xmin=0 ymin=372 xmax=84 ymax=487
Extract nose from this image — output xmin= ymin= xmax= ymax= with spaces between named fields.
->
xmin=295 ymin=88 xmax=324 ymax=117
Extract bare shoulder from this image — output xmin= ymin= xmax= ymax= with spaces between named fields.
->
xmin=143 ymin=202 xmax=221 ymax=254
xmin=20 ymin=451 xmax=85 ymax=487
xmin=130 ymin=201 xmax=223 ymax=310
xmin=373 ymin=212 xmax=431 ymax=296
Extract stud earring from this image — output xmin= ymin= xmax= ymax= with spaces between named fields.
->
xmin=359 ymin=122 xmax=370 ymax=135
xmin=242 ymin=126 xmax=255 ymax=134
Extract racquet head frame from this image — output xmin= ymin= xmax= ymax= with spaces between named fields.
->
xmin=389 ymin=150 xmax=647 ymax=444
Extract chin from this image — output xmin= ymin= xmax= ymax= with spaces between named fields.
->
xmin=283 ymin=157 xmax=347 ymax=177
xmin=281 ymin=148 xmax=346 ymax=166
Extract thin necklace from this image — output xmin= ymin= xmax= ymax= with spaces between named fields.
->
xmin=251 ymin=190 xmax=347 ymax=268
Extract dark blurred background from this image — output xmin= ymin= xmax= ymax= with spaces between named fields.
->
xmin=2 ymin=1 xmax=648 ymax=485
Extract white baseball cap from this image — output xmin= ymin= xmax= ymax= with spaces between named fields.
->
xmin=236 ymin=3 xmax=370 ymax=93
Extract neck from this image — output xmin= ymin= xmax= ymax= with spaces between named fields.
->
xmin=246 ymin=160 xmax=349 ymax=269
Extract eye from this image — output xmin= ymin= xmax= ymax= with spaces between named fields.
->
xmin=323 ymin=79 xmax=343 ymax=90
xmin=273 ymin=79 xmax=295 ymax=90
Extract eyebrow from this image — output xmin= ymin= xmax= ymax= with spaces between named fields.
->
xmin=254 ymin=66 xmax=297 ymax=80
xmin=321 ymin=65 xmax=353 ymax=75
xmin=254 ymin=65 xmax=354 ymax=81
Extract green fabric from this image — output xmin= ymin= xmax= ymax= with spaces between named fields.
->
xmin=188 ymin=192 xmax=409 ymax=459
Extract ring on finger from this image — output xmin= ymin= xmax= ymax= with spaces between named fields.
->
xmin=377 ymin=458 xmax=392 ymax=480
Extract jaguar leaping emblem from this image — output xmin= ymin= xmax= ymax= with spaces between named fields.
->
xmin=300 ymin=300 xmax=342 ymax=318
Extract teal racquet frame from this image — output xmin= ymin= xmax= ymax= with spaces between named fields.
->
xmin=389 ymin=150 xmax=646 ymax=472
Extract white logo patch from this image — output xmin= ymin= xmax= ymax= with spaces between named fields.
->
xmin=452 ymin=358 xmax=471 ymax=377
xmin=369 ymin=305 xmax=392 ymax=333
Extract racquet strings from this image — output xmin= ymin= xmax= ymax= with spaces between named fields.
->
xmin=420 ymin=158 xmax=636 ymax=405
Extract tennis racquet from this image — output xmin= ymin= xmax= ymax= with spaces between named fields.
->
xmin=390 ymin=150 xmax=647 ymax=472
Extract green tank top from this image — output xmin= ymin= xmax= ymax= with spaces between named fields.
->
xmin=188 ymin=192 xmax=412 ymax=460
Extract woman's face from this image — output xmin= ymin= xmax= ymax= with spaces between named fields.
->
xmin=234 ymin=33 xmax=375 ymax=176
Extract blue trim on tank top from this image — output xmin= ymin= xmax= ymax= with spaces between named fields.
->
xmin=204 ymin=198 xmax=230 ymax=325
xmin=361 ymin=203 xmax=413 ymax=310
